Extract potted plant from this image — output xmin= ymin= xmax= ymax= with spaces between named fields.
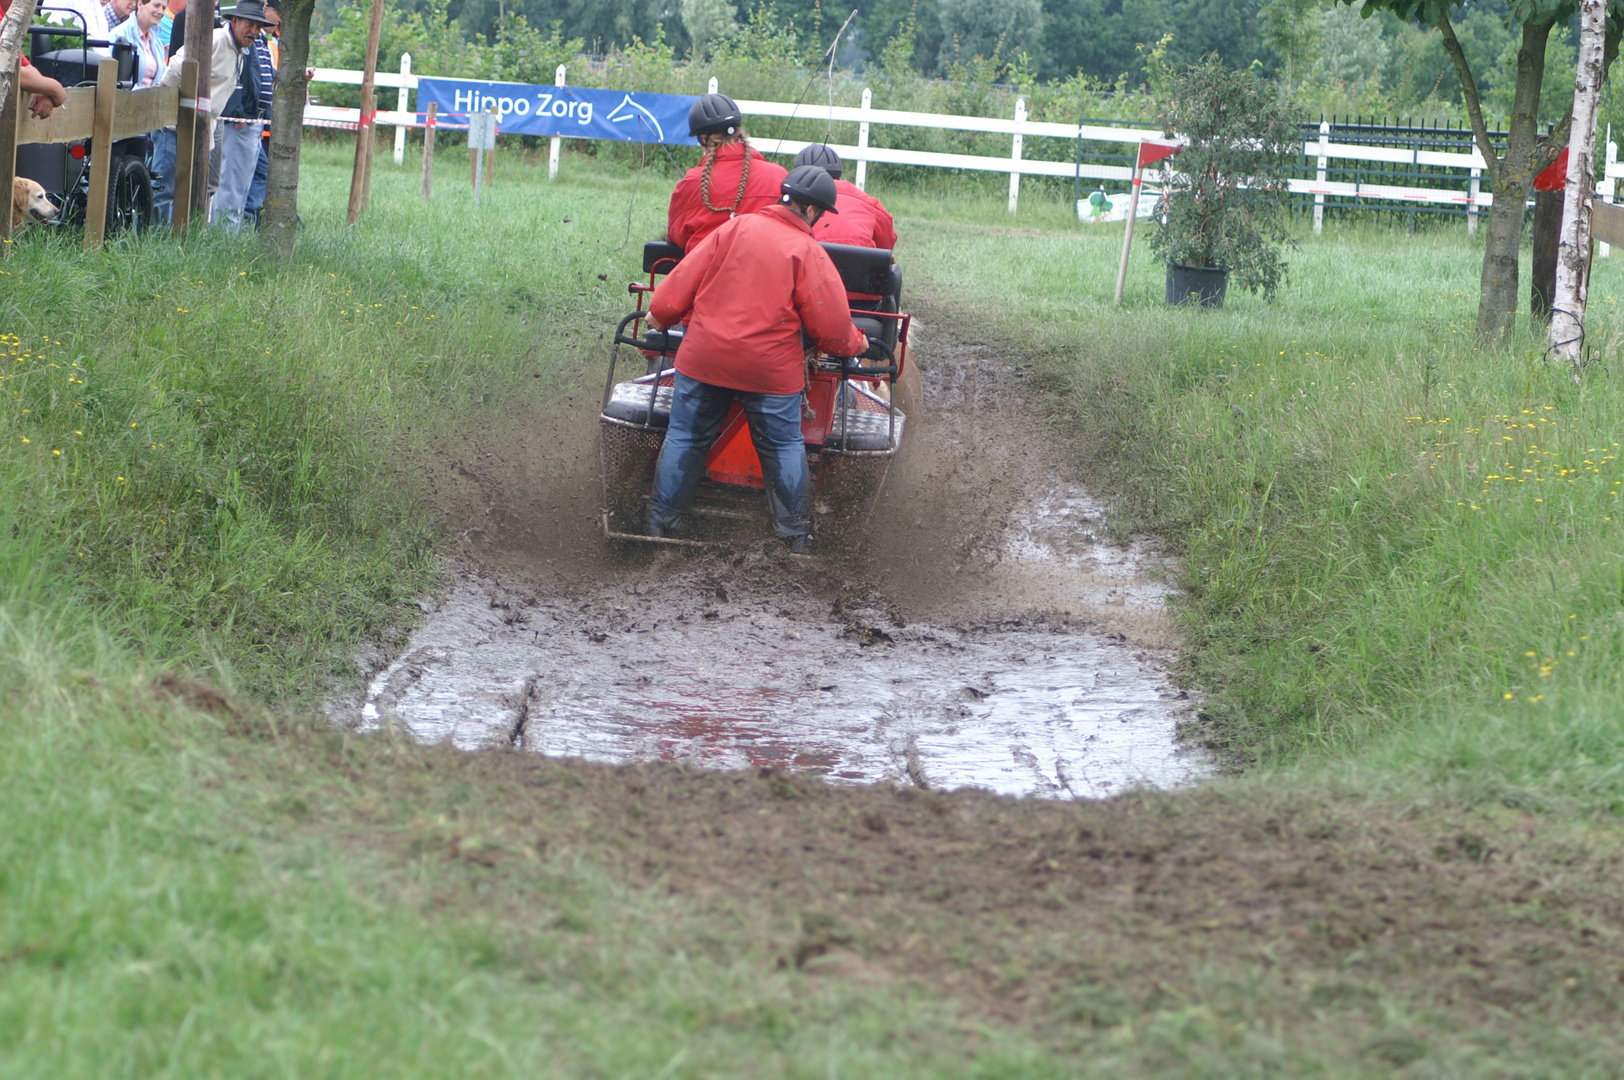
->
xmin=1150 ymin=58 xmax=1298 ymax=308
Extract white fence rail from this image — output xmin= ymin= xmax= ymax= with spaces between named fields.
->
xmin=302 ymin=60 xmax=1619 ymax=232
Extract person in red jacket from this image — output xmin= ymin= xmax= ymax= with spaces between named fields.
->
xmin=667 ymin=92 xmax=789 ymax=252
xmin=793 ymin=143 xmax=897 ymax=250
xmin=645 ymin=165 xmax=871 ymax=552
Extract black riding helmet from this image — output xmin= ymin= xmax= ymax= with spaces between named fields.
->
xmin=793 ymin=144 xmax=843 ymax=179
xmin=780 ymin=165 xmax=841 ymax=214
xmin=688 ymin=93 xmax=743 ymax=137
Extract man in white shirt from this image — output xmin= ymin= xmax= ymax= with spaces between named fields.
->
xmin=158 ymin=0 xmax=273 ymax=230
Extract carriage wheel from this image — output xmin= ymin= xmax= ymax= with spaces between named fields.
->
xmin=106 ymin=155 xmax=156 ymax=237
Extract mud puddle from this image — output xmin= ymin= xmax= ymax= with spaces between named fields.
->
xmin=348 ymin=320 xmax=1207 ymax=797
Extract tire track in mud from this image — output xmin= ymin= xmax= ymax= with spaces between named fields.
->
xmin=345 ymin=310 xmax=1209 ymax=797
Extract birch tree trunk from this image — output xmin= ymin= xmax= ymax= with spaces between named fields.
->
xmin=1552 ymin=0 xmax=1609 ymax=378
xmin=0 ymin=0 xmax=39 ymax=110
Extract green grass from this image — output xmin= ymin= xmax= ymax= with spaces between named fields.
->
xmin=7 ymin=142 xmax=1624 ymax=1077
xmin=898 ymin=209 xmax=1624 ymax=814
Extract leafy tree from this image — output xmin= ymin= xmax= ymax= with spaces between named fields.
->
xmin=1314 ymin=0 xmax=1391 ymax=89
xmin=1340 ymin=0 xmax=1623 ymax=337
xmin=935 ymin=0 xmax=1045 ymax=73
xmin=682 ymin=0 xmax=739 ymax=57
xmin=1260 ymin=0 xmax=1324 ymax=92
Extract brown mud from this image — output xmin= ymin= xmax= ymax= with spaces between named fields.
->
xmin=346 ymin=311 xmax=1204 ymax=797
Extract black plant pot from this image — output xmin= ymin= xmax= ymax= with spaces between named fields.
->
xmin=1166 ymin=262 xmax=1229 ymax=308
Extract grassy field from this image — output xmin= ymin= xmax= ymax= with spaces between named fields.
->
xmin=4 ymin=142 xmax=1624 ymax=1077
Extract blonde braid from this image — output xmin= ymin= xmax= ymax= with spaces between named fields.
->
xmin=699 ymin=135 xmax=751 ymax=215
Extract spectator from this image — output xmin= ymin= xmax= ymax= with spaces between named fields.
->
xmin=103 ymin=0 xmax=136 ymax=32
xmin=0 ymin=0 xmax=69 ymax=118
xmin=111 ymin=0 xmax=167 ymax=87
xmin=159 ymin=0 xmax=271 ymax=231
xmin=155 ymin=0 xmax=182 ymax=52
xmin=242 ymin=0 xmax=277 ymax=226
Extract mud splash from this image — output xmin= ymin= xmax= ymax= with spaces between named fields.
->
xmin=351 ymin=481 xmax=1203 ymax=798
xmin=346 ymin=319 xmax=1208 ymax=798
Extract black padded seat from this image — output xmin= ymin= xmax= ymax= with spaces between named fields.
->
xmin=820 ymin=243 xmax=897 ymax=297
xmin=850 ymin=315 xmax=886 ymax=339
xmin=602 ymin=379 xmax=673 ymax=429
xmin=644 ymin=241 xmax=685 ymax=274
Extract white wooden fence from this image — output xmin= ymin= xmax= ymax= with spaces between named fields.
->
xmin=304 ymin=59 xmax=1621 ymax=233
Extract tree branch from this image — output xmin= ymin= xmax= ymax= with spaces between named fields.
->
xmin=1438 ymin=9 xmax=1501 ymax=183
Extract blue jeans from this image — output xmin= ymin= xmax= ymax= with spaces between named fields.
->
xmin=244 ymin=138 xmax=268 ymax=225
xmin=150 ymin=127 xmax=176 ymax=223
xmin=648 ymin=373 xmax=810 ymax=539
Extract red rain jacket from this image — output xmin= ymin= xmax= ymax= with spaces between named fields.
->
xmin=812 ymin=179 xmax=897 ymax=250
xmin=650 ymin=204 xmax=869 ymax=396
xmin=667 ymin=142 xmax=789 ymax=251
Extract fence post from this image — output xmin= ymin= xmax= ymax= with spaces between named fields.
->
xmin=1467 ymin=165 xmax=1480 ymax=236
xmin=1603 ymin=127 xmax=1615 ymax=258
xmin=393 ymin=52 xmax=411 ymax=166
xmin=0 ymin=58 xmax=20 ymax=251
xmin=549 ymin=64 xmax=565 ymax=180
xmin=422 ymin=101 xmax=436 ymax=201
xmin=83 ymin=58 xmax=117 ymax=251
xmin=1007 ymin=97 xmax=1025 ymax=214
xmin=172 ymin=58 xmax=198 ymax=239
xmin=708 ymin=76 xmax=718 ymax=94
xmin=855 ymin=86 xmax=871 ymax=191
xmin=1314 ymin=119 xmax=1328 ymax=235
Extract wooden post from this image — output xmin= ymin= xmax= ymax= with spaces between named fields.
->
xmin=1007 ymin=97 xmax=1025 ymax=214
xmin=1313 ymin=119 xmax=1328 ymax=236
xmin=1532 ymin=188 xmax=1562 ymax=320
xmin=1467 ymin=166 xmax=1481 ymax=236
xmin=182 ymin=0 xmax=211 ymax=222
xmin=172 ymin=58 xmax=198 ymax=238
xmin=359 ymin=88 xmax=376 ymax=212
xmin=854 ymin=86 xmax=871 ymax=191
xmin=487 ymin=104 xmax=495 ymax=185
xmin=0 ymin=57 xmax=20 ymax=251
xmin=393 ymin=52 xmax=410 ymax=166
xmin=83 ymin=58 xmax=118 ymax=251
xmin=347 ymin=0 xmax=385 ymax=223
xmin=547 ymin=63 xmax=563 ymax=179
xmin=1114 ymin=160 xmax=1143 ymax=304
xmin=421 ymin=100 xmax=435 ymax=201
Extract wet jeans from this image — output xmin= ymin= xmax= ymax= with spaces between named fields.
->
xmin=648 ymin=373 xmax=809 ymax=539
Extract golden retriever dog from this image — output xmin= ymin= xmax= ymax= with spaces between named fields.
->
xmin=12 ymin=177 xmax=57 ymax=229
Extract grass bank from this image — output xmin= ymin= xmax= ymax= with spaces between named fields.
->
xmin=897 ymin=202 xmax=1624 ymax=816
xmin=5 ymin=146 xmax=1624 ymax=1077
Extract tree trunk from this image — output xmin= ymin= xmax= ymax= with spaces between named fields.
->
xmin=1552 ymin=0 xmax=1609 ymax=378
xmin=1477 ymin=18 xmax=1558 ymax=338
xmin=0 ymin=1 xmax=39 ymax=112
xmin=263 ymin=0 xmax=315 ymax=258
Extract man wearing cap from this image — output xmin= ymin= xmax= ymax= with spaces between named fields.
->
xmin=644 ymin=166 xmax=873 ymax=553
xmin=666 ymin=92 xmax=787 ymax=252
xmin=159 ymin=0 xmax=272 ymax=230
xmin=793 ymin=144 xmax=897 ymax=252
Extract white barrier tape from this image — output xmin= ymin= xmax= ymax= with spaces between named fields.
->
xmin=196 ymin=95 xmax=210 ymax=112
xmin=180 ymin=97 xmax=197 ymax=109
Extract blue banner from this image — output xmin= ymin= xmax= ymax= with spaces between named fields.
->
xmin=416 ymin=78 xmax=699 ymax=145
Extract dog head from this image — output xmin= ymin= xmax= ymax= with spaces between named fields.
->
xmin=12 ymin=178 xmax=57 ymax=228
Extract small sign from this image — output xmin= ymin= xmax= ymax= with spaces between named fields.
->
xmin=468 ymin=110 xmax=497 ymax=150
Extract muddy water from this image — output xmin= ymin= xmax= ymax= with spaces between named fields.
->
xmin=345 ymin=322 xmax=1208 ymax=798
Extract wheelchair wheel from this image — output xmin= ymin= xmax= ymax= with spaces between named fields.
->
xmin=106 ymin=155 xmax=155 ymax=236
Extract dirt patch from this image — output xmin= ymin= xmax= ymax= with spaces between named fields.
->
xmin=278 ymin=727 xmax=1624 ymax=1059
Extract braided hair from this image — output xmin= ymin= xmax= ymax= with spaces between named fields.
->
xmin=697 ymin=131 xmax=751 ymax=215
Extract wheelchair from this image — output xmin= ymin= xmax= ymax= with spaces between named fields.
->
xmin=15 ymin=17 xmax=157 ymax=237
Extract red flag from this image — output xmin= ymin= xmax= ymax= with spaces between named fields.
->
xmin=1534 ymin=147 xmax=1569 ymax=192
xmin=1137 ymin=140 xmax=1181 ymax=168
